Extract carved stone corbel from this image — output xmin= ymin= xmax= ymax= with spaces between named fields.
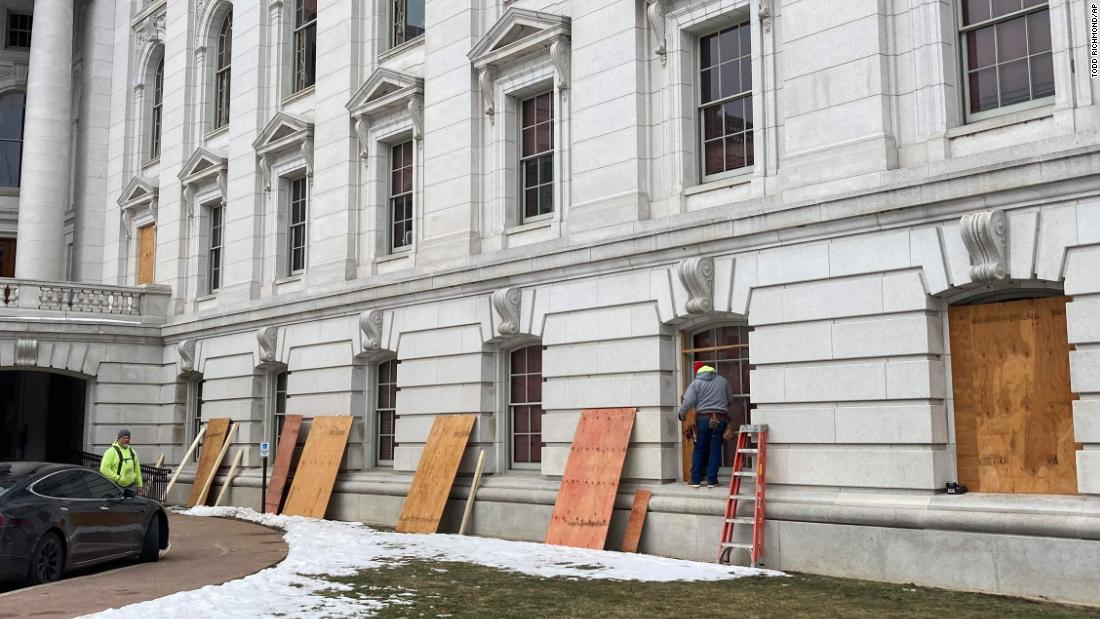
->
xmin=258 ymin=154 xmax=271 ymax=192
xmin=354 ymin=115 xmax=370 ymax=159
xmin=960 ymin=209 xmax=1009 ymax=282
xmin=759 ymin=0 xmax=773 ymax=33
xmin=121 ymin=210 xmax=134 ymax=239
xmin=549 ymin=39 xmax=570 ymax=90
xmin=257 ymin=326 xmax=278 ymax=363
xmin=646 ymin=0 xmax=667 ymax=61
xmin=359 ymin=309 xmax=384 ymax=350
xmin=182 ymin=185 xmax=195 ymax=219
xmin=491 ymin=287 xmax=522 ymax=336
xmin=677 ymin=256 xmax=715 ymax=314
xmin=478 ymin=67 xmax=496 ymax=118
xmin=301 ymin=138 xmax=314 ymax=179
xmin=216 ymin=170 xmax=228 ymax=206
xmin=408 ymin=96 xmax=424 ymax=140
xmin=178 ymin=339 xmax=196 ymax=372
xmin=14 ymin=339 xmax=37 ymax=366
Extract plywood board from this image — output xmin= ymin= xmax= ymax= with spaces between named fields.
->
xmin=545 ymin=408 xmax=637 ymax=549
xmin=949 ymin=296 xmax=1078 ymax=494
xmin=282 ymin=416 xmax=354 ymax=518
xmin=187 ymin=418 xmax=230 ymax=507
xmin=396 ymin=414 xmax=477 ymax=534
xmin=0 ymin=238 xmax=15 ymax=278
xmin=137 ymin=224 xmax=156 ymax=285
xmin=620 ymin=489 xmax=651 ymax=553
xmin=264 ymin=414 xmax=303 ymax=514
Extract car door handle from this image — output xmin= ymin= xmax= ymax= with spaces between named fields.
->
xmin=60 ymin=506 xmax=69 ymax=511
xmin=100 ymin=505 xmax=110 ymax=510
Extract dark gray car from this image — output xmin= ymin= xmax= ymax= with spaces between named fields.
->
xmin=0 ymin=462 xmax=169 ymax=585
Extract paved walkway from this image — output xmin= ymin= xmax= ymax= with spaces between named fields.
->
xmin=0 ymin=513 xmax=287 ymax=618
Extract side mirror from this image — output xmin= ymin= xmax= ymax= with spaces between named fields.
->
xmin=122 ymin=487 xmax=136 ymax=499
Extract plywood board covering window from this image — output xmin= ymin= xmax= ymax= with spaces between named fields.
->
xmin=137 ymin=224 xmax=156 ymax=285
xmin=948 ymin=296 xmax=1078 ymax=494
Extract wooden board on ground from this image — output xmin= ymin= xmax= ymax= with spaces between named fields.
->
xmin=545 ymin=408 xmax=637 ymax=549
xmin=396 ymin=414 xmax=477 ymax=534
xmin=282 ymin=416 xmax=354 ymax=518
xmin=949 ymin=296 xmax=1078 ymax=494
xmin=621 ymin=489 xmax=652 ymax=553
xmin=265 ymin=414 xmax=303 ymax=513
xmin=187 ymin=418 xmax=230 ymax=507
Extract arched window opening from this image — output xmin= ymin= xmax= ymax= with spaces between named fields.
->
xmin=149 ymin=57 xmax=164 ymax=160
xmin=509 ymin=345 xmax=543 ymax=467
xmin=214 ymin=11 xmax=233 ymax=130
xmin=0 ymin=91 xmax=25 ymax=187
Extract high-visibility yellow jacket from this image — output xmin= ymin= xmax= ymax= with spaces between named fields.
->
xmin=100 ymin=442 xmax=143 ymax=489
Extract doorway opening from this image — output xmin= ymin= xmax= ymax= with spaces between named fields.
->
xmin=0 ymin=371 xmax=88 ymax=463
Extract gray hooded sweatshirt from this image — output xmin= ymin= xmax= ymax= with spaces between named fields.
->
xmin=677 ymin=370 xmax=733 ymax=420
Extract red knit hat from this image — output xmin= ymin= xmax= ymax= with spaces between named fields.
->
xmin=692 ymin=361 xmax=707 ymax=374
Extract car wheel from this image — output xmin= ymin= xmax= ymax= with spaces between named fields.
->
xmin=139 ymin=518 xmax=160 ymax=563
xmin=25 ymin=531 xmax=64 ymax=586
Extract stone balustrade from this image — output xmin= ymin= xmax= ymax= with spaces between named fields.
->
xmin=0 ymin=278 xmax=171 ymax=324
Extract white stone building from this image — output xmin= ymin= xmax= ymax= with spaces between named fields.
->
xmin=1 ymin=0 xmax=1099 ymax=603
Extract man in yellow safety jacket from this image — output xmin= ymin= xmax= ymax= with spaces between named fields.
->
xmin=100 ymin=429 xmax=143 ymax=492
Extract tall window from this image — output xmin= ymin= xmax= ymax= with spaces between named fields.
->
xmin=288 ymin=177 xmax=308 ymax=274
xmin=509 ymin=345 xmax=543 ymax=466
xmin=293 ymin=0 xmax=317 ymax=93
xmin=392 ymin=0 xmax=425 ymax=47
xmin=960 ymin=0 xmax=1052 ymax=117
xmin=376 ymin=359 xmax=397 ymax=465
xmin=214 ymin=11 xmax=233 ymax=130
xmin=149 ymin=58 xmax=164 ymax=161
xmin=207 ymin=204 xmax=223 ymax=293
xmin=699 ymin=22 xmax=753 ymax=178
xmin=272 ymin=370 xmax=288 ymax=447
xmin=189 ymin=378 xmax=204 ymax=462
xmin=390 ymin=140 xmax=413 ymax=251
xmin=520 ymin=92 xmax=553 ymax=221
xmin=683 ymin=325 xmax=751 ymax=465
xmin=0 ymin=91 xmax=24 ymax=187
xmin=6 ymin=13 xmax=31 ymax=49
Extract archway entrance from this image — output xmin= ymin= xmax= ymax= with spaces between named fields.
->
xmin=0 ymin=371 xmax=87 ymax=463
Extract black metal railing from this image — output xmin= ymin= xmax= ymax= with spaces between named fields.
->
xmin=78 ymin=450 xmax=170 ymax=502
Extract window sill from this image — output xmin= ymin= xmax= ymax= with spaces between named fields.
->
xmin=275 ymin=274 xmax=303 ymax=285
xmin=377 ymin=249 xmax=412 ymax=264
xmin=204 ymin=126 xmax=229 ymax=140
xmin=684 ymin=171 xmax=753 ymax=196
xmin=282 ymin=86 xmax=315 ymax=106
xmin=196 ymin=292 xmax=218 ymax=302
xmin=505 ymin=219 xmax=553 ymax=236
xmin=141 ymin=157 xmax=161 ymax=171
xmin=949 ymin=103 xmax=1054 ymax=138
xmin=379 ymin=35 xmax=424 ymax=63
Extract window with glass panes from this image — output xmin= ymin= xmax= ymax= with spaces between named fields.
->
xmin=376 ymin=359 xmax=397 ymax=464
xmin=272 ymin=370 xmax=288 ymax=447
xmin=207 ymin=204 xmax=223 ymax=293
xmin=6 ymin=13 xmax=30 ymax=49
xmin=293 ymin=0 xmax=317 ymax=93
xmin=509 ymin=345 xmax=543 ymax=466
xmin=390 ymin=141 xmax=414 ymax=251
xmin=682 ymin=325 xmax=751 ymax=466
xmin=0 ymin=91 xmax=24 ymax=187
xmin=288 ymin=177 xmax=308 ymax=274
xmin=699 ymin=22 xmax=753 ymax=177
xmin=190 ymin=378 xmax=204 ymax=462
xmin=519 ymin=92 xmax=553 ymax=221
xmin=392 ymin=0 xmax=425 ymax=47
xmin=149 ymin=58 xmax=164 ymax=160
xmin=214 ymin=11 xmax=233 ymax=130
xmin=961 ymin=1 xmax=1052 ymax=117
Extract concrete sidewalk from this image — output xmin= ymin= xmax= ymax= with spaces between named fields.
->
xmin=0 ymin=512 xmax=287 ymax=618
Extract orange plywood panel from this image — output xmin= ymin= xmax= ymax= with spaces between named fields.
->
xmin=396 ymin=414 xmax=477 ymax=534
xmin=264 ymin=414 xmax=303 ymax=514
xmin=187 ymin=418 xmax=230 ymax=507
xmin=620 ymin=489 xmax=652 ymax=553
xmin=545 ymin=408 xmax=637 ymax=550
xmin=137 ymin=224 xmax=156 ymax=285
xmin=281 ymin=416 xmax=354 ymax=519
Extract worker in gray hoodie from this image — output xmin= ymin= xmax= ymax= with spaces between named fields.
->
xmin=678 ymin=361 xmax=734 ymax=488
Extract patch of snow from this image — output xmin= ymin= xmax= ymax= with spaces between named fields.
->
xmin=82 ymin=506 xmax=782 ymax=618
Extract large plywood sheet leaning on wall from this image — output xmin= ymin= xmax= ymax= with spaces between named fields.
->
xmin=949 ymin=296 xmax=1079 ymax=494
xmin=265 ymin=414 xmax=303 ymax=514
xmin=545 ymin=408 xmax=637 ymax=549
xmin=187 ymin=417 xmax=231 ymax=507
xmin=281 ymin=416 xmax=354 ymax=518
xmin=396 ymin=414 xmax=477 ymax=534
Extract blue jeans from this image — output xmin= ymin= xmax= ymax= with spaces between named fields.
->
xmin=691 ymin=416 xmax=727 ymax=485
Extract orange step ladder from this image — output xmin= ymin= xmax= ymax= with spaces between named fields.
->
xmin=717 ymin=424 xmax=768 ymax=567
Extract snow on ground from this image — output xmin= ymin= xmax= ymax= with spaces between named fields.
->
xmin=83 ymin=506 xmax=783 ymax=619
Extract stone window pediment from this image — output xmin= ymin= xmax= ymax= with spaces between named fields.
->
xmin=346 ymin=68 xmax=424 ymax=158
xmin=252 ymin=111 xmax=314 ymax=191
xmin=179 ymin=146 xmax=228 ymax=217
xmin=118 ymin=175 xmax=159 ymax=236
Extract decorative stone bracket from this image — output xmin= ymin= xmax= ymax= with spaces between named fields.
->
xmin=257 ymin=326 xmax=278 ymax=363
xmin=960 ymin=209 xmax=1009 ymax=282
xmin=359 ymin=309 xmax=384 ymax=351
xmin=178 ymin=339 xmax=197 ymax=373
xmin=677 ymin=256 xmax=715 ymax=314
xmin=645 ymin=0 xmax=667 ymax=61
xmin=491 ymin=287 xmax=522 ymax=336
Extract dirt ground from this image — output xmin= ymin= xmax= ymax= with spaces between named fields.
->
xmin=324 ymin=559 xmax=1098 ymax=618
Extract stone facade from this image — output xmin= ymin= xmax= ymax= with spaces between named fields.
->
xmin=2 ymin=0 xmax=1100 ymax=604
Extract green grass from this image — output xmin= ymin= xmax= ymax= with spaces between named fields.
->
xmin=320 ymin=559 xmax=1097 ymax=618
